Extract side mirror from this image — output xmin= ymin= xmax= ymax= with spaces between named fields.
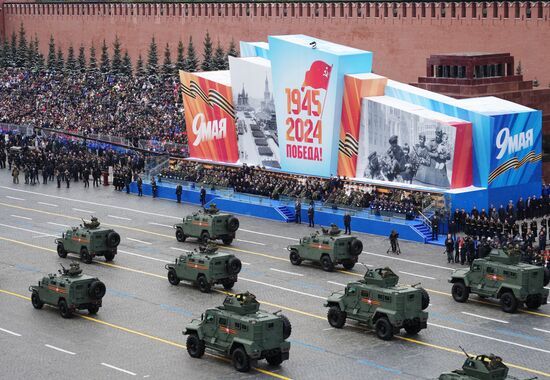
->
xmin=62 ymin=233 xmax=64 ymax=238
xmin=201 ymin=313 xmax=204 ymax=321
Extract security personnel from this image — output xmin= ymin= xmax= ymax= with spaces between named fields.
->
xmin=137 ymin=177 xmax=143 ymax=196
xmin=200 ymin=187 xmax=206 ymax=206
xmin=521 ymin=220 xmax=528 ymax=240
xmin=151 ymin=177 xmax=158 ymax=198
xmin=344 ymin=212 xmax=351 ymax=235
xmin=530 ymin=218 xmax=538 ymax=235
xmin=445 ymin=234 xmax=454 ymax=263
xmin=431 ymin=214 xmax=439 ymax=240
xmin=307 ymin=205 xmax=315 ymax=227
xmin=175 ymin=184 xmax=183 ymax=203
xmin=295 ymin=200 xmax=302 ymax=224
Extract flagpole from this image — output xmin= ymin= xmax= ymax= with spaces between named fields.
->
xmin=318 ymin=65 xmax=333 ymax=123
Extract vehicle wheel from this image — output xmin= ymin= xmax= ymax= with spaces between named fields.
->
xmin=31 ymin=292 xmax=43 ymax=309
xmin=186 ymin=334 xmax=205 ymax=358
xmin=525 ymin=294 xmax=542 ymax=310
xmin=232 ymin=347 xmax=251 ymax=372
xmin=544 ymin=268 xmax=550 ymax=287
xmin=280 ymin=314 xmax=292 ymax=339
xmin=404 ymin=323 xmax=422 ymax=335
xmin=350 ymin=239 xmax=363 ymax=256
xmin=57 ymin=243 xmax=67 ymax=258
xmin=222 ymin=237 xmax=233 ymax=245
xmin=375 ymin=317 xmax=393 ymax=340
xmin=226 ymin=257 xmax=242 ymax=275
xmin=500 ymin=291 xmax=518 ymax=313
xmin=289 ymin=250 xmax=302 ymax=266
xmin=88 ymin=305 xmax=100 ymax=315
xmin=420 ymin=288 xmax=430 ymax=310
xmin=80 ymin=247 xmax=92 ymax=264
xmin=104 ymin=251 xmax=115 ymax=262
xmin=58 ymin=299 xmax=72 ymax=319
xmin=342 ymin=260 xmax=355 ymax=270
xmin=88 ymin=280 xmax=106 ymax=299
xmin=167 ymin=269 xmax=180 ymax=286
xmin=327 ymin=306 xmax=346 ymax=328
xmin=223 ymin=281 xmax=235 ymax=290
xmin=227 ymin=217 xmax=240 ymax=233
xmin=197 ymin=275 xmax=211 ymax=293
xmin=451 ymin=282 xmax=469 ymax=303
xmin=106 ymin=231 xmax=121 ymax=248
xmin=200 ymin=231 xmax=210 ymax=243
xmin=266 ymin=353 xmax=283 ymax=366
xmin=321 ymin=255 xmax=334 ymax=272
xmin=175 ymin=228 xmax=186 ymax=242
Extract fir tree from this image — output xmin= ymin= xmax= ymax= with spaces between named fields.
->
xmin=122 ymin=50 xmax=132 ymax=77
xmin=10 ymin=31 xmax=17 ymax=67
xmin=33 ymin=36 xmax=44 ymax=71
xmin=47 ymin=35 xmax=56 ymax=71
xmin=175 ymin=40 xmax=185 ymax=71
xmin=162 ymin=43 xmax=173 ymax=77
xmin=111 ymin=36 xmax=122 ymax=75
xmin=88 ymin=44 xmax=97 ymax=71
xmin=136 ymin=53 xmax=146 ymax=77
xmin=0 ymin=39 xmax=8 ymax=68
xmin=213 ymin=40 xmax=226 ymax=70
xmin=185 ymin=36 xmax=198 ymax=72
xmin=201 ymin=31 xmax=214 ymax=71
xmin=147 ymin=37 xmax=159 ymax=75
xmin=56 ymin=47 xmax=64 ymax=72
xmin=66 ymin=45 xmax=77 ymax=72
xmin=226 ymin=38 xmax=238 ymax=60
xmin=16 ymin=23 xmax=28 ymax=68
xmin=26 ymin=38 xmax=35 ymax=70
xmin=100 ymin=39 xmax=110 ymax=74
xmin=77 ymin=45 xmax=86 ymax=73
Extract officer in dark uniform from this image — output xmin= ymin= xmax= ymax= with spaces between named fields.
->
xmin=151 ymin=177 xmax=158 ymax=198
xmin=307 ymin=205 xmax=314 ymax=227
xmin=541 ymin=217 xmax=547 ymax=239
xmin=431 ymin=214 xmax=439 ymax=240
xmin=521 ymin=220 xmax=528 ymax=241
xmin=453 ymin=209 xmax=461 ymax=232
xmin=295 ymin=200 xmax=302 ymax=224
xmin=343 ymin=212 xmax=351 ymax=235
xmin=512 ymin=222 xmax=520 ymax=239
xmin=530 ymin=218 xmax=538 ymax=235
xmin=471 ymin=206 xmax=479 ymax=219
xmin=496 ymin=220 xmax=504 ymax=240
xmin=200 ymin=187 xmax=206 ymax=206
xmin=465 ymin=216 xmax=471 ymax=236
xmin=137 ymin=177 xmax=143 ymax=196
xmin=175 ymin=184 xmax=183 ymax=203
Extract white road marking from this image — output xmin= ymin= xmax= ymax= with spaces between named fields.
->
xmin=0 ymin=223 xmax=58 ymax=237
xmin=398 ymin=271 xmax=435 ymax=280
xmin=533 ymin=328 xmax=550 ymax=334
xmin=48 ymin=222 xmax=71 ymax=228
xmin=0 ymin=327 xmax=21 ymax=336
xmin=428 ymin=322 xmax=550 ymax=354
xmin=148 ymin=222 xmax=174 ymax=228
xmin=72 ymin=208 xmax=95 ymax=214
xmin=10 ymin=214 xmax=32 ymax=220
xmin=38 ymin=202 xmax=58 ymax=207
xmin=270 ymin=268 xmax=304 ymax=277
xmin=33 ymin=234 xmax=54 ymax=239
xmin=461 ymin=312 xmax=509 ymax=324
xmin=126 ymin=237 xmax=152 ymax=245
xmin=235 ymin=239 xmax=266 ymax=246
xmin=327 ymin=281 xmax=346 ymax=287
xmin=45 ymin=344 xmax=76 ymax=355
xmin=239 ymin=277 xmax=325 ymax=299
xmin=170 ymin=247 xmax=188 ymax=252
xmin=101 ymin=363 xmax=137 ymax=376
xmin=108 ymin=215 xmax=132 ymax=221
xmin=6 ymin=196 xmax=24 ymax=201
xmin=240 ymin=228 xmax=298 ymax=241
xmin=363 ymin=251 xmax=454 ymax=271
xmin=323 ymin=328 xmax=335 ymax=331
xmin=118 ymin=250 xmax=171 ymax=263
xmin=241 ymin=262 xmax=251 ymax=266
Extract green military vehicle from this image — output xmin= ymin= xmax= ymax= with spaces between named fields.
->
xmin=287 ymin=225 xmax=363 ymax=271
xmin=184 ymin=292 xmax=291 ymax=372
xmin=438 ymin=347 xmax=528 ymax=379
xmin=55 ymin=217 xmax=121 ymax=264
xmin=173 ymin=204 xmax=239 ymax=245
xmin=29 ymin=262 xmax=106 ymax=318
xmin=449 ymin=248 xmax=550 ymax=313
xmin=324 ymin=267 xmax=429 ymax=340
xmin=165 ymin=243 xmax=242 ymax=293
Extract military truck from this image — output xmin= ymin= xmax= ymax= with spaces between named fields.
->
xmin=173 ymin=204 xmax=239 ymax=245
xmin=184 ymin=292 xmax=291 ymax=372
xmin=438 ymin=347 xmax=530 ymax=379
xmin=165 ymin=243 xmax=242 ymax=293
xmin=449 ymin=248 xmax=550 ymax=313
xmin=55 ymin=217 xmax=121 ymax=264
xmin=287 ymin=225 xmax=363 ymax=271
xmin=29 ymin=262 xmax=106 ymax=318
xmin=324 ymin=267 xmax=429 ymax=340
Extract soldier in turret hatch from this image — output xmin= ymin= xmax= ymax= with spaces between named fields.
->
xmin=329 ymin=223 xmax=340 ymax=236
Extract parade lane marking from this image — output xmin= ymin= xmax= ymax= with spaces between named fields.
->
xmin=38 ymin=202 xmax=58 ymax=207
xmin=239 ymin=278 xmax=325 ymax=300
xmin=398 ymin=271 xmax=435 ymax=280
xmin=101 ymin=363 xmax=136 ymax=376
xmin=47 ymin=222 xmax=71 ymax=228
xmin=0 ymin=223 xmax=58 ymax=237
xmin=45 ymin=344 xmax=76 ymax=355
xmin=270 ymin=268 xmax=304 ymax=277
xmin=534 ymin=328 xmax=550 ymax=334
xmin=239 ymin=229 xmax=298 ymax=241
xmin=72 ymin=208 xmax=96 ymax=214
xmin=108 ymin=215 xmax=132 ymax=221
xmin=148 ymin=222 xmax=174 ymax=228
xmin=127 ymin=237 xmax=152 ymax=245
xmin=461 ymin=312 xmax=509 ymax=324
xmin=236 ymin=238 xmax=266 ymax=246
xmin=0 ymin=327 xmax=21 ymax=336
xmin=6 ymin=195 xmax=24 ymax=201
xmin=327 ymin=281 xmax=347 ymax=287
xmin=0 ymin=289 xmax=292 ymax=380
xmin=118 ymin=250 xmax=171 ymax=263
xmin=10 ymin=214 xmax=32 ymax=221
xmin=170 ymin=247 xmax=187 ymax=252
xmin=362 ymin=251 xmax=454 ymax=271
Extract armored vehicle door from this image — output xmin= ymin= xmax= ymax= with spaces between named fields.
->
xmin=215 ymin=316 xmax=235 ymax=349
xmin=358 ymin=289 xmax=378 ymax=320
xmin=202 ymin=311 xmax=219 ymax=346
xmin=345 ymin=286 xmax=361 ymax=314
xmin=482 ymin=265 xmax=501 ymax=293
xmin=469 ymin=263 xmax=485 ymax=292
xmin=64 ymin=230 xmax=75 ymax=251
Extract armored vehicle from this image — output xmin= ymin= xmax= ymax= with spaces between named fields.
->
xmin=449 ymin=248 xmax=550 ymax=313
xmin=324 ymin=267 xmax=429 ymax=340
xmin=55 ymin=217 xmax=121 ymax=264
xmin=29 ymin=262 xmax=106 ymax=318
xmin=165 ymin=243 xmax=242 ymax=293
xmin=184 ymin=292 xmax=291 ymax=372
xmin=287 ymin=225 xmax=363 ymax=271
xmin=173 ymin=204 xmax=239 ymax=245
xmin=439 ymin=347 xmax=529 ymax=379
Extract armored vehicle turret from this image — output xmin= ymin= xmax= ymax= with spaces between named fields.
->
xmin=438 ymin=347 xmax=530 ymax=379
xmin=287 ymin=225 xmax=363 ymax=271
xmin=173 ymin=204 xmax=239 ymax=245
xmin=165 ymin=243 xmax=242 ymax=293
xmin=29 ymin=262 xmax=106 ymax=318
xmin=184 ymin=292 xmax=291 ymax=372
xmin=449 ymin=248 xmax=549 ymax=313
xmin=324 ymin=267 xmax=429 ymax=340
xmin=55 ymin=217 xmax=121 ymax=264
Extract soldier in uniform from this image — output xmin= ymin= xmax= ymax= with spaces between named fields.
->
xmin=137 ymin=176 xmax=143 ymax=196
xmin=307 ymin=205 xmax=314 ymax=227
xmin=294 ymin=200 xmax=302 ymax=224
xmin=175 ymin=184 xmax=183 ymax=203
xmin=366 ymin=151 xmax=383 ymax=180
xmin=343 ymin=212 xmax=351 ymax=235
xmin=445 ymin=234 xmax=454 ymax=263
xmin=512 ymin=222 xmax=520 ymax=240
xmin=151 ymin=177 xmax=158 ymax=198
xmin=521 ymin=220 xmax=528 ymax=241
xmin=530 ymin=218 xmax=538 ymax=235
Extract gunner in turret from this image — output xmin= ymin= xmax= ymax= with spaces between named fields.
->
xmin=329 ymin=223 xmax=341 ymax=236
xmin=205 ymin=203 xmax=220 ymax=215
xmin=83 ymin=216 xmax=100 ymax=229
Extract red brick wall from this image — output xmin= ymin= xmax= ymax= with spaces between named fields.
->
xmin=2 ymin=1 xmax=550 ymax=86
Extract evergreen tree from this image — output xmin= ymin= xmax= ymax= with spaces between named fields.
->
xmin=162 ymin=43 xmax=173 ymax=77
xmin=111 ymin=36 xmax=122 ymax=75
xmin=100 ymin=39 xmax=110 ymax=74
xmin=185 ymin=36 xmax=198 ymax=72
xmin=88 ymin=44 xmax=97 ymax=71
xmin=136 ymin=53 xmax=146 ymax=77
xmin=147 ymin=37 xmax=159 ymax=75
xmin=213 ymin=40 xmax=226 ymax=70
xmin=77 ymin=45 xmax=86 ymax=73
xmin=516 ymin=60 xmax=523 ymax=76
xmin=16 ymin=23 xmax=28 ymax=68
xmin=33 ymin=36 xmax=44 ymax=71
xmin=56 ymin=47 xmax=64 ymax=72
xmin=66 ymin=45 xmax=77 ymax=72
xmin=0 ymin=39 xmax=7 ymax=68
xmin=10 ymin=31 xmax=17 ymax=67
xmin=26 ymin=38 xmax=35 ymax=70
xmin=47 ymin=35 xmax=56 ymax=71
xmin=201 ymin=31 xmax=214 ymax=71
xmin=122 ymin=50 xmax=132 ymax=77
xmin=226 ymin=38 xmax=238 ymax=60
xmin=175 ymin=40 xmax=185 ymax=71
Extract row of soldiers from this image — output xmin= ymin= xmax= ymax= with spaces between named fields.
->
xmin=452 ymin=216 xmax=549 ymax=242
